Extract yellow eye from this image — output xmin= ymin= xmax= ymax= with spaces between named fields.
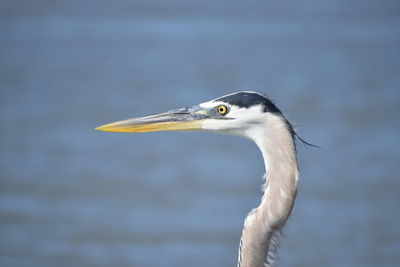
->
xmin=217 ymin=105 xmax=228 ymax=115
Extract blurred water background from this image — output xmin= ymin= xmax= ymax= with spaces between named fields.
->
xmin=1 ymin=1 xmax=400 ymax=266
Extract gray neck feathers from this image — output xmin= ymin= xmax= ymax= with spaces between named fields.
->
xmin=238 ymin=115 xmax=299 ymax=267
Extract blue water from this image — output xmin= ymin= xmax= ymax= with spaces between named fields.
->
xmin=1 ymin=1 xmax=400 ymax=266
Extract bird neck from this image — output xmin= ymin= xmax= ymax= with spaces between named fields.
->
xmin=238 ymin=116 xmax=298 ymax=267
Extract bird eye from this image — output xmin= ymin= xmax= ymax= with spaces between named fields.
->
xmin=216 ymin=105 xmax=228 ymax=115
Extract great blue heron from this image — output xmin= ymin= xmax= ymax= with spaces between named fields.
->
xmin=96 ymin=91 xmax=306 ymax=267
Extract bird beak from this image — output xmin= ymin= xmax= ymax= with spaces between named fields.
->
xmin=95 ymin=106 xmax=209 ymax=133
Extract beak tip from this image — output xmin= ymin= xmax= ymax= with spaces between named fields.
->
xmin=95 ymin=125 xmax=110 ymax=132
xmin=95 ymin=122 xmax=129 ymax=133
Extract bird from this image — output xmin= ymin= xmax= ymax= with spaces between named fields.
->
xmin=96 ymin=91 xmax=305 ymax=267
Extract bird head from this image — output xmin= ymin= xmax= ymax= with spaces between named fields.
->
xmin=96 ymin=91 xmax=291 ymax=141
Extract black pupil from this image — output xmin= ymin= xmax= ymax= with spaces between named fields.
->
xmin=219 ymin=107 xmax=224 ymax=112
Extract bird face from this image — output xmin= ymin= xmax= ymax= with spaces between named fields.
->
xmin=96 ymin=91 xmax=282 ymax=138
xmin=197 ymin=99 xmax=267 ymax=136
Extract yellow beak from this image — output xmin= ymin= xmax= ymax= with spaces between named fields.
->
xmin=95 ymin=106 xmax=207 ymax=133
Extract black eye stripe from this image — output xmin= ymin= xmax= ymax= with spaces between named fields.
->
xmin=215 ymin=92 xmax=281 ymax=114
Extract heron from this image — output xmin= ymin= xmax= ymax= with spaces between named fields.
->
xmin=96 ymin=91 xmax=307 ymax=267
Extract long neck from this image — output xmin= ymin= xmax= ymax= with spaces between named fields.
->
xmin=238 ymin=118 xmax=299 ymax=267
